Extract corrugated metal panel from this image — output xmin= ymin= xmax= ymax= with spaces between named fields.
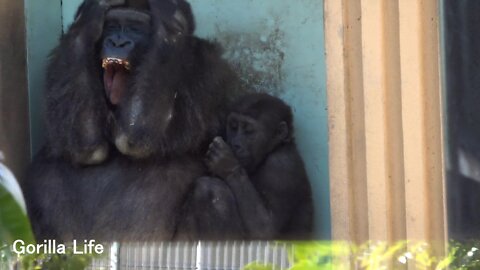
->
xmin=87 ymin=242 xmax=291 ymax=270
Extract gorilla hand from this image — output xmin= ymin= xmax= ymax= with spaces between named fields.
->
xmin=148 ymin=0 xmax=177 ymax=41
xmin=99 ymin=0 xmax=125 ymax=6
xmin=205 ymin=137 xmax=242 ymax=179
xmin=73 ymin=0 xmax=124 ymax=43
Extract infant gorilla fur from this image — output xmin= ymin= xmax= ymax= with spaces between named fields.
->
xmin=177 ymin=93 xmax=314 ymax=240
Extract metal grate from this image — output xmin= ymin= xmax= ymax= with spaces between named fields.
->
xmin=87 ymin=241 xmax=292 ymax=270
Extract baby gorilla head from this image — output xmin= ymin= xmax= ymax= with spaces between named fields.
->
xmin=227 ymin=93 xmax=293 ymax=172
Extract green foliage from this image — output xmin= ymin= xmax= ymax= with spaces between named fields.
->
xmin=19 ymin=249 xmax=99 ymax=270
xmin=447 ymin=241 xmax=480 ymax=269
xmin=243 ymin=262 xmax=276 ymax=270
xmin=0 ymin=181 xmax=99 ymax=269
xmin=0 ymin=185 xmax=34 ymax=245
xmin=241 ymin=241 xmax=480 ymax=270
xmin=0 ymin=184 xmax=35 ymax=267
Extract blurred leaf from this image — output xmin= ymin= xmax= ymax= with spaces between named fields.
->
xmin=0 ymin=184 xmax=35 ymax=245
xmin=289 ymin=260 xmax=325 ymax=270
xmin=435 ymin=249 xmax=456 ymax=270
xmin=0 ymin=182 xmax=34 ymax=268
xmin=243 ymin=262 xmax=275 ymax=270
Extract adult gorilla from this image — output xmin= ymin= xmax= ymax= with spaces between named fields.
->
xmin=23 ymin=0 xmax=237 ymax=241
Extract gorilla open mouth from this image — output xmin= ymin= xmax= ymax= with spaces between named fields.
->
xmin=102 ymin=58 xmax=131 ymax=105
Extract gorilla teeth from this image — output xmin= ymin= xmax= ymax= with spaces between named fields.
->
xmin=102 ymin=58 xmax=131 ymax=70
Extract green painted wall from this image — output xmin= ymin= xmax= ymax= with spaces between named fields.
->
xmin=24 ymin=0 xmax=63 ymax=155
xmin=186 ymin=0 xmax=331 ymax=239
xmin=36 ymin=0 xmax=331 ymax=238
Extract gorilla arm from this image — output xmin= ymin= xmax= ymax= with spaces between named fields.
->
xmin=45 ymin=0 xmax=123 ymax=164
xmin=205 ymin=137 xmax=301 ymax=239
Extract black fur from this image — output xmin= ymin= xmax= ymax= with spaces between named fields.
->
xmin=23 ymin=0 xmax=238 ymax=241
xmin=177 ymin=94 xmax=314 ymax=240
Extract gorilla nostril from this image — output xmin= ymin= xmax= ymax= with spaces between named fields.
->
xmin=107 ymin=39 xmax=115 ymax=47
xmin=107 ymin=37 xmax=133 ymax=49
xmin=118 ymin=40 xmax=133 ymax=48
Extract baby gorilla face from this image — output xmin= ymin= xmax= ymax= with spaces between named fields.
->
xmin=226 ymin=113 xmax=272 ymax=172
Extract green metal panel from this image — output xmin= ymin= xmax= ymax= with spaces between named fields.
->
xmin=61 ymin=0 xmax=331 ymax=238
xmin=24 ymin=0 xmax=63 ymax=155
xmin=62 ymin=0 xmax=82 ymax=31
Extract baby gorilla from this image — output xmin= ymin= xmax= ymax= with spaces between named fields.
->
xmin=177 ymin=93 xmax=314 ymax=240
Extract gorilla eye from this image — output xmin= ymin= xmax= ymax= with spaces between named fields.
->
xmin=126 ymin=25 xmax=140 ymax=33
xmin=126 ymin=22 xmax=148 ymax=34
xmin=105 ymin=23 xmax=121 ymax=32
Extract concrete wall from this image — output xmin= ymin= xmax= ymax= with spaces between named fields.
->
xmin=0 ymin=0 xmax=30 ymax=180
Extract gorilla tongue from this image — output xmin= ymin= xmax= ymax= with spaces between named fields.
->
xmin=103 ymin=63 xmax=128 ymax=105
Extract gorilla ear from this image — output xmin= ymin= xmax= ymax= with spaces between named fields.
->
xmin=276 ymin=121 xmax=291 ymax=143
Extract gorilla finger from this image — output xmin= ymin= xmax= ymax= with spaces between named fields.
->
xmin=208 ymin=141 xmax=216 ymax=150
xmin=104 ymin=0 xmax=125 ymax=6
xmin=213 ymin=136 xmax=227 ymax=146
xmin=211 ymin=139 xmax=223 ymax=149
xmin=208 ymin=142 xmax=220 ymax=153
xmin=98 ymin=0 xmax=123 ymax=7
xmin=206 ymin=149 xmax=213 ymax=158
xmin=148 ymin=0 xmax=177 ymax=18
xmin=206 ymin=147 xmax=219 ymax=158
xmin=204 ymin=158 xmax=215 ymax=170
xmin=207 ymin=144 xmax=216 ymax=153
xmin=80 ymin=0 xmax=101 ymax=13
xmin=203 ymin=157 xmax=211 ymax=165
xmin=215 ymin=138 xmax=230 ymax=150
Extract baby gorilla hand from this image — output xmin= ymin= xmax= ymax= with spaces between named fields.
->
xmin=205 ymin=137 xmax=242 ymax=179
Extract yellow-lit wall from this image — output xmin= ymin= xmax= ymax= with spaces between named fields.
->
xmin=324 ymin=0 xmax=446 ymax=253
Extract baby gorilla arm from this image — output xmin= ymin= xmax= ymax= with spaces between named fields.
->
xmin=205 ymin=137 xmax=282 ymax=239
